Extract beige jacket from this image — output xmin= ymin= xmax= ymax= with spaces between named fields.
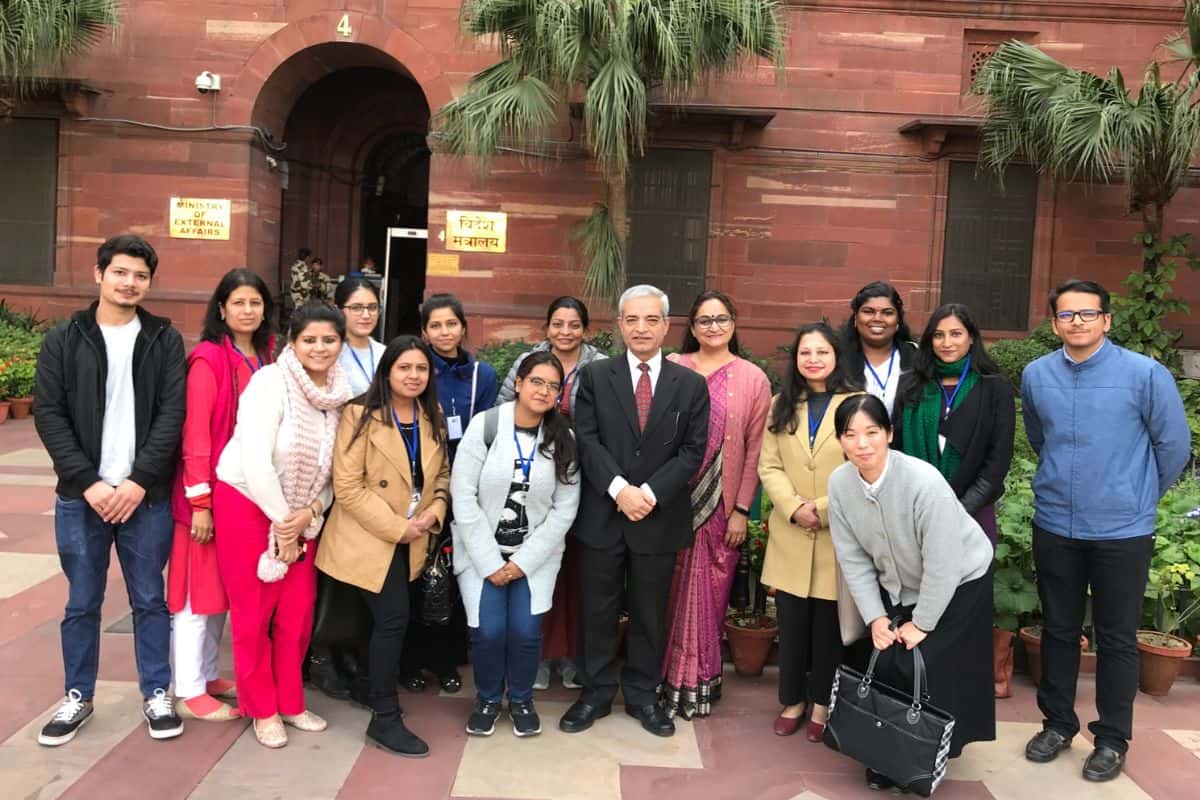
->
xmin=317 ymin=404 xmax=450 ymax=592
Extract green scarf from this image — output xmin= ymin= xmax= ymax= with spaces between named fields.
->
xmin=900 ymin=356 xmax=978 ymax=482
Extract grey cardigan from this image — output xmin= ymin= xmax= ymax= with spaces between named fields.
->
xmin=827 ymin=450 xmax=992 ymax=632
xmin=497 ymin=341 xmax=607 ymax=411
xmin=450 ymin=401 xmax=581 ymax=627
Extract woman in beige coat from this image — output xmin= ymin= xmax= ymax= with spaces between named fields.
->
xmin=318 ymin=336 xmax=450 ymax=758
xmin=759 ymin=322 xmax=863 ymax=742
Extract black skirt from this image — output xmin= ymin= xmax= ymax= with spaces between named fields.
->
xmin=873 ymin=571 xmax=996 ymax=757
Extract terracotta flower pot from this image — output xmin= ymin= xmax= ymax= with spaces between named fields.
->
xmin=1019 ymin=626 xmax=1088 ymax=688
xmin=723 ymin=615 xmax=778 ymax=677
xmin=0 ymin=401 xmax=10 ymax=425
xmin=1137 ymin=631 xmax=1192 ymax=696
xmin=8 ymin=396 xmax=32 ymax=419
xmin=994 ymin=628 xmax=1015 ymax=699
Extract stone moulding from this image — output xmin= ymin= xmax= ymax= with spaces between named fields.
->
xmin=789 ymin=0 xmax=1187 ymax=26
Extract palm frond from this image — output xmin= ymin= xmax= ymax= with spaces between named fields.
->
xmin=0 ymin=0 xmax=118 ymax=97
xmin=435 ymin=57 xmax=559 ymax=162
xmin=574 ymin=204 xmax=624 ymax=305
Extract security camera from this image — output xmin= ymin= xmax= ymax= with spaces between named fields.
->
xmin=195 ymin=71 xmax=221 ymax=94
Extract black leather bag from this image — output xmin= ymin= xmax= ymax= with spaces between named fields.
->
xmin=823 ymin=645 xmax=956 ymax=797
xmin=420 ymin=534 xmax=456 ymax=626
xmin=311 ymin=571 xmax=370 ymax=647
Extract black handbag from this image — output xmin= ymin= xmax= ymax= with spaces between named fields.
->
xmin=311 ymin=571 xmax=370 ymax=647
xmin=420 ymin=533 xmax=456 ymax=626
xmin=822 ymin=644 xmax=956 ymax=797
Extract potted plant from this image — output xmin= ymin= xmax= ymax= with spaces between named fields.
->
xmin=4 ymin=359 xmax=35 ymax=419
xmin=1137 ymin=488 xmax=1200 ymax=695
xmin=724 ymin=516 xmax=778 ymax=677
xmin=0 ymin=359 xmax=12 ymax=424
xmin=994 ymin=457 xmax=1040 ymax=697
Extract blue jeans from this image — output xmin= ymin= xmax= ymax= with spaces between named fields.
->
xmin=471 ymin=577 xmax=542 ymax=704
xmin=54 ymin=495 xmax=173 ymax=699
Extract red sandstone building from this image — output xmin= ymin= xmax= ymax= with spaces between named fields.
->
xmin=3 ymin=1 xmax=1199 ymax=353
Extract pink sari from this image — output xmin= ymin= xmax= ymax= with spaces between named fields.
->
xmin=661 ymin=368 xmax=740 ymax=719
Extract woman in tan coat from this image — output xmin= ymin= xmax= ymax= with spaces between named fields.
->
xmin=318 ymin=335 xmax=450 ymax=758
xmin=759 ymin=322 xmax=863 ymax=742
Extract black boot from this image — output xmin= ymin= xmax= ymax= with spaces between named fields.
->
xmin=307 ymin=653 xmax=351 ymax=700
xmin=366 ymin=711 xmax=429 ymax=758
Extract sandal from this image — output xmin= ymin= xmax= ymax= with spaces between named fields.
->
xmin=438 ymin=671 xmax=463 ymax=694
xmin=280 ymin=710 xmax=327 ymax=732
xmin=400 ymin=672 xmax=427 ymax=693
xmin=253 ymin=716 xmax=288 ymax=749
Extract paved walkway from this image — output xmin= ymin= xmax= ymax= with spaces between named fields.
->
xmin=0 ymin=415 xmax=1196 ymax=799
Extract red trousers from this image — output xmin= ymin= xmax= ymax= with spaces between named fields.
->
xmin=214 ymin=482 xmax=316 ymax=719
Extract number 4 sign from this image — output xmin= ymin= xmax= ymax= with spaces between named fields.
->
xmin=336 ymin=14 xmax=352 ymax=37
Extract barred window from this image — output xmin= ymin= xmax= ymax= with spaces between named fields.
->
xmin=0 ymin=117 xmax=57 ymax=285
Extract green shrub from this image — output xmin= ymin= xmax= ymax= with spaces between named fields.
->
xmin=994 ymin=457 xmax=1040 ymax=631
xmin=988 ymin=337 xmax=1051 ymax=390
xmin=1145 ymin=478 xmax=1200 ymax=638
xmin=1029 ymin=319 xmax=1058 ymax=351
xmin=474 ymin=339 xmax=536 ymax=395
xmin=1178 ymin=378 xmax=1200 ymax=462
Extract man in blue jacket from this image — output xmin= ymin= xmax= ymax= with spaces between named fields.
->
xmin=1021 ymin=279 xmax=1190 ymax=782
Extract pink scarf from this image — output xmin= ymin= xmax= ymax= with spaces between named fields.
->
xmin=257 ymin=345 xmax=351 ymax=583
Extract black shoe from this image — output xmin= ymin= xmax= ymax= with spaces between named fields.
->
xmin=865 ymin=768 xmax=908 ymax=793
xmin=438 ymin=670 xmax=463 ymax=694
xmin=308 ymin=655 xmax=351 ymax=700
xmin=558 ymin=700 xmax=611 ymax=733
xmin=509 ymin=700 xmax=542 ymax=737
xmin=1082 ymin=746 xmax=1126 ymax=782
xmin=142 ymin=689 xmax=184 ymax=740
xmin=625 ymin=703 xmax=675 ymax=737
xmin=400 ymin=671 xmax=427 ymax=692
xmin=466 ymin=699 xmax=502 ymax=736
xmin=38 ymin=690 xmax=93 ymax=746
xmin=1025 ymin=729 xmax=1073 ymax=763
xmin=366 ymin=711 xmax=429 ymax=758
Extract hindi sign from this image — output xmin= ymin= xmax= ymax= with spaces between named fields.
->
xmin=169 ymin=197 xmax=231 ymax=240
xmin=427 ymin=252 xmax=461 ymax=276
xmin=445 ymin=210 xmax=507 ymax=253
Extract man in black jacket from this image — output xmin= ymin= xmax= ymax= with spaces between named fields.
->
xmin=33 ymin=234 xmax=187 ymax=746
xmin=559 ymin=284 xmax=709 ymax=738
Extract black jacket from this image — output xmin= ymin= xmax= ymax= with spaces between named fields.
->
xmin=892 ymin=372 xmax=1016 ymax=515
xmin=33 ymin=303 xmax=187 ymax=502
xmin=572 ymin=354 xmax=710 ymax=554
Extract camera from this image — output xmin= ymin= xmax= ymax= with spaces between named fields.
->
xmin=194 ymin=71 xmax=221 ymax=94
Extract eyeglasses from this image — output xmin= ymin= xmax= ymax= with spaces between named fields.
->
xmin=695 ymin=315 xmax=733 ymax=329
xmin=344 ymin=303 xmax=380 ymax=316
xmin=1055 ymin=309 xmax=1104 ymax=323
xmin=525 ymin=376 xmax=562 ymax=394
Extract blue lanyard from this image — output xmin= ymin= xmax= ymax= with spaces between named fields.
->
xmin=864 ymin=346 xmax=898 ymax=392
xmin=807 ymin=399 xmax=829 ymax=447
xmin=512 ymin=426 xmax=538 ymax=482
xmin=349 ymin=344 xmax=374 ymax=383
xmin=939 ymin=355 xmax=972 ymax=419
xmin=234 ymin=344 xmax=261 ymax=374
xmin=391 ymin=401 xmax=419 ymax=480
xmin=558 ymin=364 xmax=579 ymax=403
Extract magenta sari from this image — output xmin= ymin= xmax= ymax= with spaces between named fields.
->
xmin=661 ymin=368 xmax=740 ymax=719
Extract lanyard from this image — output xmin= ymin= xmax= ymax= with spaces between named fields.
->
xmin=864 ymin=345 xmax=898 ymax=392
xmin=391 ymin=401 xmax=420 ymax=480
xmin=558 ymin=364 xmax=578 ymax=404
xmin=807 ymin=398 xmax=829 ymax=447
xmin=349 ymin=344 xmax=374 ymax=383
xmin=513 ymin=426 xmax=538 ymax=482
xmin=940 ymin=355 xmax=972 ymax=419
xmin=233 ymin=343 xmax=261 ymax=374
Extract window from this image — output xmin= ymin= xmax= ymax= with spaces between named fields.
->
xmin=626 ymin=148 xmax=712 ymax=306
xmin=0 ymin=117 xmax=57 ymax=285
xmin=941 ymin=161 xmax=1037 ymax=330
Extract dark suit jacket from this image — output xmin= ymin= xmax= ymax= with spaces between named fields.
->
xmin=572 ymin=353 xmax=710 ymax=554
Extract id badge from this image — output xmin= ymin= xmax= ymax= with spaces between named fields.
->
xmin=446 ymin=415 xmax=464 ymax=440
xmin=407 ymin=490 xmax=422 ymax=519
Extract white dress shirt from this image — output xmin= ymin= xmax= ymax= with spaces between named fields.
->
xmin=607 ymin=349 xmax=664 ymax=503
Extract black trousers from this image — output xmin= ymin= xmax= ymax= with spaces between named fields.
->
xmin=1032 ymin=525 xmax=1154 ymax=753
xmin=576 ymin=538 xmax=676 ymax=708
xmin=775 ymin=591 xmax=841 ymax=708
xmin=358 ymin=544 xmax=410 ymax=714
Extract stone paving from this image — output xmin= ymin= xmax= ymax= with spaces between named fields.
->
xmin=0 ymin=415 xmax=1196 ymax=799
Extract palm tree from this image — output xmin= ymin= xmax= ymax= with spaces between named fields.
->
xmin=0 ymin=0 xmax=119 ymax=105
xmin=436 ymin=0 xmax=786 ymax=304
xmin=971 ymin=2 xmax=1200 ymax=274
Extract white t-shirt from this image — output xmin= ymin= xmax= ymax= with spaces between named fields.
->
xmin=98 ymin=316 xmax=142 ymax=485
xmin=863 ymin=348 xmax=901 ymax=416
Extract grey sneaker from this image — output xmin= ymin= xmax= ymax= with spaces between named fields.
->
xmin=142 ymin=688 xmax=183 ymax=740
xmin=533 ymin=661 xmax=551 ymax=691
xmin=38 ymin=689 xmax=93 ymax=746
xmin=560 ymin=661 xmax=582 ymax=690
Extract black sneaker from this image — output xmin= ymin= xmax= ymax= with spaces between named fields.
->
xmin=509 ymin=700 xmax=542 ymax=737
xmin=142 ymin=688 xmax=184 ymax=740
xmin=466 ymin=699 xmax=501 ymax=736
xmin=366 ymin=711 xmax=429 ymax=758
xmin=38 ymin=689 xmax=93 ymax=746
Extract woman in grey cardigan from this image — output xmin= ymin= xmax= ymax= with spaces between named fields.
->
xmin=452 ymin=351 xmax=581 ymax=739
xmin=827 ymin=394 xmax=995 ymax=790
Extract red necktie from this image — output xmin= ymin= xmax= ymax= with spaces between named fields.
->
xmin=636 ymin=362 xmax=652 ymax=431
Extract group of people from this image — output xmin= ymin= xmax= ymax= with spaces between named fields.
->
xmin=31 ymin=233 xmax=1191 ymax=790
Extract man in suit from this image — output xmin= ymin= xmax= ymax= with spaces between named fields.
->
xmin=559 ymin=285 xmax=709 ymax=738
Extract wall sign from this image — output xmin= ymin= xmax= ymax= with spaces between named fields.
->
xmin=169 ymin=197 xmax=231 ymax=240
xmin=427 ymin=252 xmax=460 ymax=276
xmin=445 ymin=210 xmax=507 ymax=253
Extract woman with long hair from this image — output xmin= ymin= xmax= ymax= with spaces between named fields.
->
xmin=334 ymin=277 xmax=386 ymax=398
xmin=839 ymin=282 xmax=917 ymax=415
xmin=214 ymin=303 xmax=351 ymax=748
xmin=661 ymin=291 xmax=771 ymax=719
xmin=498 ymin=296 xmax=606 ymax=690
xmin=169 ymin=268 xmax=274 ymax=721
xmin=892 ymin=303 xmax=1015 ymax=544
xmin=828 ymin=395 xmax=995 ymax=790
xmin=758 ymin=322 xmax=863 ymax=741
xmin=318 ymin=336 xmax=450 ymax=757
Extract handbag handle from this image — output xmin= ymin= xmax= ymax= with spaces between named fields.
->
xmin=862 ymin=641 xmax=929 ymax=722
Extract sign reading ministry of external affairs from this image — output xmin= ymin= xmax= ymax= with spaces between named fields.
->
xmin=169 ymin=197 xmax=231 ymax=240
xmin=445 ymin=210 xmax=507 ymax=253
